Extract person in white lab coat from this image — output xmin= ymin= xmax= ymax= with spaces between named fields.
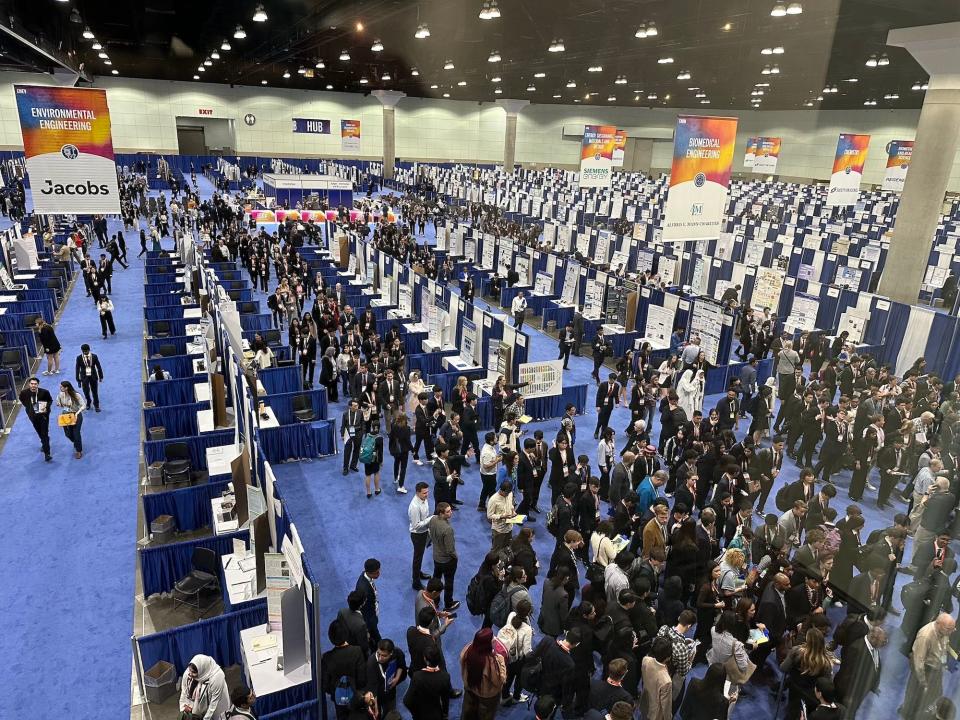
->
xmin=179 ymin=654 xmax=231 ymax=720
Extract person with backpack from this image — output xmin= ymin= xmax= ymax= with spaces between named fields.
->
xmin=403 ymin=645 xmax=456 ymax=720
xmin=490 ymin=566 xmax=532 ymax=628
xmin=466 ymin=550 xmax=507 ymax=628
xmin=529 ymin=628 xmax=582 ymax=716
xmin=497 ymin=599 xmax=534 ymax=706
xmin=360 ymin=425 xmax=384 ymax=498
xmin=322 ymin=621 xmax=367 ymax=720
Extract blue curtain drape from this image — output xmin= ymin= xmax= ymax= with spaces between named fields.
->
xmin=523 ymin=384 xmax=588 ymax=420
xmin=139 ymin=530 xmax=249 ymax=598
xmin=146 ymin=354 xmax=196 ymax=379
xmin=147 ymin=317 xmax=189 ymax=337
xmin=146 ymin=336 xmax=197 ymax=357
xmin=240 ymin=313 xmax=274 ymax=332
xmin=144 ymin=305 xmax=196 ymax=321
xmin=143 ymin=430 xmax=235 ymax=469
xmin=256 ymin=421 xmax=336 ymax=464
xmin=0 ymin=328 xmax=38 ymax=357
xmin=144 ymin=377 xmax=203 ymax=406
xmin=263 ymin=388 xmax=329 ymax=424
xmin=143 ymin=401 xmax=207 ymax=438
xmin=142 ymin=480 xmax=232 ymax=532
xmin=259 ymin=366 xmax=303 ymax=395
xmin=261 ymin=700 xmax=319 ymax=720
xmin=0 ymin=298 xmax=54 ymax=323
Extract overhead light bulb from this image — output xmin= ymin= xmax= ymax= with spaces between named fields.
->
xmin=356 ymin=22 xmax=364 ymax=31
xmin=98 ymin=51 xmax=108 ymax=59
xmin=297 ymin=66 xmax=306 ymax=74
xmin=252 ymin=4 xmax=267 ymax=22
xmin=282 ymin=70 xmax=290 ymax=78
xmin=646 ymin=22 xmax=658 ymax=36
xmin=866 ymin=56 xmax=878 ymax=67
xmin=548 ymin=39 xmax=565 ymax=52
xmin=411 ymin=67 xmax=419 ymax=76
xmin=566 ymin=80 xmax=576 ymax=88
xmin=761 ymin=47 xmax=772 ymax=55
xmin=234 ymin=25 xmax=246 ymax=39
xmin=316 ymin=60 xmax=325 ymax=69
xmin=488 ymin=51 xmax=501 ymax=63
xmin=878 ymin=54 xmax=889 ymax=66
xmin=635 ymin=25 xmax=647 ymax=38
xmin=193 ymin=75 xmax=200 ymax=80
xmin=770 ymin=65 xmax=780 ymax=74
xmin=478 ymin=2 xmax=491 ymax=20
xmin=326 ymin=84 xmax=333 ymax=90
xmin=534 ymin=72 xmax=545 ymax=78
xmin=339 ymin=50 xmax=350 ymax=61
xmin=553 ymin=94 xmax=561 ymax=98
xmin=804 ymin=101 xmax=813 ymax=107
xmin=657 ymin=57 xmax=673 ymax=64
xmin=487 ymin=1 xmax=501 ymax=19
xmin=221 ymin=40 xmax=231 ymax=51
xmin=773 ymin=46 xmax=784 ymax=54
xmin=415 ymin=23 xmax=430 ymax=39
xmin=844 ymin=77 xmax=858 ymax=83
xmin=359 ymin=77 xmax=368 ymax=84
xmin=197 ymin=65 xmax=205 ymax=72
xmin=588 ymin=65 xmax=602 ymax=72
xmin=608 ymin=95 xmax=616 ymax=101
xmin=494 ymin=87 xmax=502 ymax=94
xmin=786 ymin=2 xmax=803 ymax=14
xmin=700 ymin=99 xmax=711 ymax=104
xmin=211 ymin=51 xmax=220 ymax=60
xmin=430 ymin=84 xmax=438 ymax=89
xmin=922 ymin=83 xmax=929 ymax=90
xmin=111 ymin=69 xmax=118 ymax=75
xmin=615 ymin=75 xmax=627 ymax=84
xmin=443 ymin=60 xmax=455 ymax=69
xmin=695 ymin=92 xmax=706 ymax=98
xmin=676 ymin=71 xmax=691 ymax=80
xmin=771 ymin=3 xmax=787 ymax=17
xmin=371 ymin=39 xmax=383 ymax=52
xmin=442 ymin=92 xmax=450 ymax=98
xmin=103 ymin=59 xmax=112 ymax=65
xmin=91 ymin=42 xmax=102 ymax=50
xmin=648 ymin=93 xmax=658 ymax=99
xmin=204 ymin=58 xmax=212 ymax=66
xmin=527 ymin=84 xmax=536 ymax=91
xmin=458 ymin=80 xmax=467 ymax=86
xmin=261 ymin=79 xmax=267 ymax=84
xmin=912 ymin=82 xmax=921 ymax=90
xmin=82 ymin=26 xmax=95 ymax=39
xmin=491 ymin=76 xmax=501 ymax=82
xmin=761 ymin=66 xmax=771 ymax=75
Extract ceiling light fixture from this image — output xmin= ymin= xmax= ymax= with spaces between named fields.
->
xmin=646 ymin=22 xmax=658 ymax=36
xmin=316 ymin=59 xmax=325 ymax=69
xmin=527 ymin=84 xmax=536 ymax=91
xmin=553 ymin=94 xmax=562 ymax=98
xmin=91 ymin=41 xmax=102 ymax=50
xmin=878 ymin=54 xmax=889 ymax=66
xmin=204 ymin=58 xmax=212 ymax=66
xmin=197 ymin=65 xmax=205 ymax=72
xmin=411 ymin=67 xmax=419 ymax=76
xmin=193 ymin=75 xmax=200 ymax=80
xmin=588 ymin=65 xmax=602 ymax=72
xmin=458 ymin=80 xmax=467 ymax=86
xmin=548 ymin=39 xmax=565 ymax=52
xmin=443 ymin=92 xmax=450 ymax=98
xmin=371 ymin=39 xmax=384 ymax=52
xmin=252 ymin=4 xmax=267 ymax=22
xmin=804 ymin=101 xmax=814 ymax=107
xmin=111 ymin=69 xmax=118 ymax=75
xmin=771 ymin=3 xmax=787 ymax=17
xmin=261 ymin=79 xmax=267 ymax=84
xmin=566 ymin=80 xmax=576 ymax=88
xmin=786 ymin=2 xmax=803 ymax=14
xmin=770 ymin=65 xmax=780 ymax=74
xmin=695 ymin=92 xmax=706 ymax=98
xmin=359 ymin=77 xmax=368 ymax=84
xmin=282 ymin=70 xmax=290 ymax=78
xmin=676 ymin=70 xmax=691 ymax=80
xmin=863 ymin=99 xmax=876 ymax=106
xmin=647 ymin=93 xmax=658 ymax=99
xmin=884 ymin=92 xmax=899 ymax=99
xmin=415 ymin=23 xmax=431 ymax=39
xmin=635 ymin=24 xmax=647 ymax=38
xmin=98 ymin=51 xmax=108 ymax=59
xmin=615 ymin=75 xmax=628 ymax=84
xmin=221 ymin=40 xmax=231 ymax=51
xmin=211 ymin=51 xmax=220 ymax=60
xmin=326 ymin=84 xmax=333 ymax=89
xmin=487 ymin=1 xmax=501 ymax=19
xmin=356 ymin=22 xmax=364 ymax=31
xmin=761 ymin=47 xmax=773 ymax=55
xmin=773 ymin=46 xmax=784 ymax=54
xmin=430 ymin=84 xmax=438 ymax=89
xmin=488 ymin=50 xmax=501 ymax=63
xmin=700 ymin=99 xmax=711 ymax=104
xmin=534 ymin=71 xmax=545 ymax=78
xmin=382 ymin=73 xmax=392 ymax=81
xmin=297 ymin=66 xmax=307 ymax=74
xmin=865 ymin=55 xmax=878 ymax=67
xmin=657 ymin=57 xmax=673 ymax=64
xmin=491 ymin=76 xmax=501 ymax=82
xmin=494 ymin=87 xmax=502 ymax=94
xmin=339 ymin=50 xmax=350 ymax=61
xmin=103 ymin=59 xmax=112 ymax=65
xmin=234 ymin=25 xmax=246 ymax=39
xmin=82 ymin=26 xmax=95 ymax=39
xmin=607 ymin=95 xmax=616 ymax=101
xmin=443 ymin=60 xmax=455 ymax=69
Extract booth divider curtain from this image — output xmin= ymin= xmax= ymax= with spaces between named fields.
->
xmin=143 ymin=429 xmax=234 ymax=469
xmin=0 ymin=328 xmax=38 ymax=356
xmin=0 ymin=298 xmax=54 ymax=323
xmin=147 ymin=335 xmax=197 ymax=357
xmin=263 ymin=388 xmax=328 ymax=424
xmin=139 ymin=530 xmax=249 ymax=598
xmin=145 ymin=293 xmax=187 ymax=308
xmin=241 ymin=313 xmax=274 ymax=332
xmin=256 ymin=421 xmax=336 ymax=464
xmin=146 ymin=354 xmax=196 ymax=379
xmin=147 ymin=317 xmax=189 ymax=338
xmin=144 ymin=377 xmax=203 ymax=406
xmin=259 ymin=365 xmax=304 ymax=395
xmin=408 ymin=350 xmax=458 ymax=377
xmin=143 ymin=401 xmax=207 ymax=439
xmin=427 ymin=370 xmax=487 ymax=400
xmin=261 ymin=700 xmax=319 ymax=720
xmin=142 ymin=479 xmax=232 ymax=532
xmin=524 ymin=384 xmax=588 ymax=420
xmin=144 ymin=305 xmax=196 ymax=321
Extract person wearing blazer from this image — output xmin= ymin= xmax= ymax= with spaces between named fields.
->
xmin=640 ymin=641 xmax=673 ymax=720
xmin=548 ymin=438 xmax=576 ymax=506
xmin=594 ymin=373 xmax=621 ymax=438
xmin=641 ymin=505 xmax=670 ymax=560
xmin=834 ymin=628 xmax=886 ymax=719
xmin=538 ymin=571 xmax=571 ymax=637
xmin=74 ymin=344 xmax=104 ymax=412
xmin=356 ymin=559 xmax=382 ymax=646
xmin=19 ymin=377 xmax=54 ymax=461
xmin=516 ymin=439 xmax=546 ymax=516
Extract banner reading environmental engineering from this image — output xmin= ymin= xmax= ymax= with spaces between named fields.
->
xmin=14 ymin=84 xmax=120 ymax=214
xmin=827 ymin=133 xmax=870 ymax=207
xmin=743 ymin=137 xmax=757 ymax=168
xmin=882 ymin=140 xmax=913 ymax=192
xmin=340 ymin=119 xmax=361 ymax=152
xmin=292 ymin=118 xmax=330 ymax=134
xmin=662 ymin=114 xmax=738 ymax=242
xmin=612 ymin=130 xmax=627 ymax=167
xmin=752 ymin=137 xmax=781 ymax=174
xmin=579 ymin=124 xmax=617 ymax=188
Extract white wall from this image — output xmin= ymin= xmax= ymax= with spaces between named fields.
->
xmin=1 ymin=71 xmax=959 ymax=189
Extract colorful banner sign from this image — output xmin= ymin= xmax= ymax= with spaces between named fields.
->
xmin=612 ymin=130 xmax=627 ymax=168
xmin=752 ymin=137 xmax=781 ymax=174
xmin=827 ymin=133 xmax=870 ymax=207
xmin=663 ymin=114 xmax=738 ymax=242
xmin=882 ymin=140 xmax=913 ymax=192
xmin=292 ymin=118 xmax=330 ymax=134
xmin=14 ymin=84 xmax=120 ymax=214
xmin=340 ymin=119 xmax=361 ymax=152
xmin=743 ymin=137 xmax=757 ymax=168
xmin=579 ymin=124 xmax=617 ymax=188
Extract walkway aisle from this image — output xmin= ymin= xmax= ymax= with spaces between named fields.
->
xmin=0 ymin=218 xmax=146 ymax=719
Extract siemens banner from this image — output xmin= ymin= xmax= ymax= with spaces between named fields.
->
xmin=752 ymin=137 xmax=781 ymax=174
xmin=292 ymin=118 xmax=330 ymax=134
xmin=579 ymin=124 xmax=617 ymax=188
xmin=663 ymin=114 xmax=738 ymax=242
xmin=14 ymin=85 xmax=120 ymax=214
xmin=827 ymin=133 xmax=870 ymax=207
xmin=882 ymin=140 xmax=913 ymax=192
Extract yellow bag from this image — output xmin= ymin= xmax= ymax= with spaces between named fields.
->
xmin=58 ymin=412 xmax=77 ymax=427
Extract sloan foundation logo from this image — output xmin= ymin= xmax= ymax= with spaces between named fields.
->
xmin=61 ymin=144 xmax=79 ymax=160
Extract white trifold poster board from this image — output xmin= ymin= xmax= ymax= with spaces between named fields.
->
xmin=689 ymin=301 xmax=724 ymax=365
xmin=558 ymin=225 xmax=572 ymax=252
xmin=785 ymin=293 xmax=819 ymax=332
xmin=497 ymin=243 xmax=512 ymax=278
xmin=450 ymin=228 xmax=464 ymax=256
xmin=534 ymin=272 xmax=554 ymax=296
xmin=752 ymin=267 xmax=784 ymax=311
xmin=691 ymin=257 xmax=708 ymax=296
xmin=595 ymin=231 xmax=611 ymax=265
xmin=543 ymin=223 xmax=557 ymax=247
xmin=837 ymin=310 xmax=868 ymax=343
xmin=380 ymin=276 xmax=394 ymax=306
xmin=464 ymin=237 xmax=477 ymax=261
xmin=461 ymin=317 xmax=478 ymax=365
xmin=560 ymin=264 xmax=579 ymax=305
xmin=399 ymin=283 xmax=413 ymax=317
xmin=645 ymin=304 xmax=676 ymax=346
xmin=576 ymin=231 xmax=591 ymax=257
xmin=419 ymin=285 xmax=433 ymax=326
xmin=583 ymin=278 xmax=605 ymax=319
xmin=517 ymin=360 xmax=565 ymax=399
xmin=515 ymin=253 xmax=531 ymax=286
xmin=481 ymin=239 xmax=495 ymax=269
xmin=12 ymin=235 xmax=39 ymax=270
xmin=610 ymin=250 xmax=630 ymax=274
xmin=658 ymin=257 xmax=678 ymax=285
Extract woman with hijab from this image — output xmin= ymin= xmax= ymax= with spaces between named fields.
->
xmin=459 ymin=628 xmax=507 ymax=720
xmin=676 ymin=368 xmax=703 ymax=419
xmin=178 ymin=654 xmax=231 ymax=720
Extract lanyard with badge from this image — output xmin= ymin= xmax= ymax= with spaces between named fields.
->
xmin=84 ymin=354 xmax=93 ymax=377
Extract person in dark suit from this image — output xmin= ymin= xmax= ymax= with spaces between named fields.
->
xmin=548 ymin=530 xmax=583 ymax=603
xmin=558 ymin=323 xmax=576 ymax=369
xmin=834 ymin=626 xmax=886 ymax=719
xmin=876 ymin=436 xmax=907 ymax=509
xmin=594 ymin=373 xmax=621 ymax=438
xmin=548 ymin=437 xmax=576 ymax=506
xmin=74 ymin=344 xmax=104 ymax=412
xmin=336 ymin=591 xmax=372 ymax=655
xmin=786 ymin=573 xmax=825 ymax=628
xmin=756 ymin=572 xmax=790 ymax=667
xmin=809 ymin=678 xmax=845 ymax=720
xmin=847 ymin=562 xmax=886 ymax=614
xmin=516 ymin=439 xmax=545 ymax=516
xmin=341 ymin=398 xmax=365 ymax=475
xmin=356 ymin=558 xmax=382 ymax=646
xmin=321 ymin=621 xmax=367 ymax=720
xmin=18 ymin=376 xmax=53 ymax=462
xmin=403 ymin=645 xmax=456 ymax=720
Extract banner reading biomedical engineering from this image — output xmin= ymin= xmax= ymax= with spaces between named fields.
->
xmin=662 ymin=114 xmax=738 ymax=242
xmin=14 ymin=84 xmax=120 ymax=214
xmin=827 ymin=133 xmax=870 ymax=207
xmin=752 ymin=137 xmax=781 ymax=174
xmin=341 ymin=119 xmax=361 ymax=152
xmin=579 ymin=124 xmax=617 ymax=188
xmin=882 ymin=140 xmax=913 ymax=192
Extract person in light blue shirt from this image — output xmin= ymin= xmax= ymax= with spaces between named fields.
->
xmin=637 ymin=470 xmax=667 ymax=514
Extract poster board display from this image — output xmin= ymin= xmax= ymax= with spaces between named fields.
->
xmin=689 ymin=300 xmax=724 ymax=365
xmin=645 ymin=304 xmax=675 ymax=346
xmin=752 ymin=267 xmax=785 ymax=310
xmin=835 ymin=265 xmax=863 ymax=290
xmin=560 ymin=264 xmax=579 ymax=305
xmin=461 ymin=317 xmax=478 ymax=365
xmin=583 ymin=278 xmax=605 ymax=319
xmin=785 ymin=293 xmax=819 ymax=332
xmin=517 ymin=360 xmax=565 ymax=399
xmin=837 ymin=310 xmax=868 ymax=343
xmin=534 ymin=272 xmax=554 ymax=296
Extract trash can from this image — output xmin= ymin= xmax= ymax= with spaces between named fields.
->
xmin=545 ymin=320 xmax=557 ymax=332
xmin=149 ymin=426 xmax=166 ymax=441
xmin=143 ymin=660 xmax=176 ymax=704
xmin=147 ymin=462 xmax=165 ymax=486
xmin=150 ymin=515 xmax=176 ymax=543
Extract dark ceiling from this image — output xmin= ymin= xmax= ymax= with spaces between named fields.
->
xmin=3 ymin=0 xmax=960 ymax=110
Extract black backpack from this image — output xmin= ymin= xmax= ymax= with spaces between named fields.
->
xmin=465 ymin=573 xmax=487 ymax=616
xmin=774 ymin=483 xmax=793 ymax=512
xmin=489 ymin=584 xmax=523 ymax=627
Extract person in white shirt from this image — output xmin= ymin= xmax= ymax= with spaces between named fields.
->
xmin=511 ymin=291 xmax=528 ymax=331
xmin=478 ymin=433 xmax=501 ymax=511
xmin=408 ymin=482 xmax=433 ymax=590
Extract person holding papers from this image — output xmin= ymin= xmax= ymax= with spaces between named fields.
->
xmin=511 ymin=291 xmax=528 ymax=331
xmin=19 ymin=376 xmax=53 ymax=462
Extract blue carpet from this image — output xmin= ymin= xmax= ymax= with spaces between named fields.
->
xmin=0 ymin=215 xmax=145 ymax=718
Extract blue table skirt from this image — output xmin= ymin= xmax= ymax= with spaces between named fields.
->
xmin=145 ymin=281 xmax=186 ymax=296
xmin=524 ymin=384 xmax=589 ymax=420
xmin=240 ymin=313 xmax=273 ymax=332
xmin=142 ymin=479 xmax=231 ymax=532
xmin=263 ymin=388 xmax=328 ymax=424
xmin=610 ymin=331 xmax=641 ymax=360
xmin=144 ymin=305 xmax=198 ymax=321
xmin=146 ymin=335 xmax=196 ymax=357
xmin=143 ymin=401 xmax=208 ymax=438
xmin=408 ymin=350 xmax=459 ymax=377
xmin=144 ymin=376 xmax=204 ymax=406
xmin=261 ymin=700 xmax=319 ymax=720
xmin=145 ymin=354 xmax=197 ymax=380
xmin=140 ymin=529 xmax=249 ymax=598
xmin=526 ymin=294 xmax=557 ymax=317
xmin=704 ymin=358 xmax=775 ymax=395
xmin=541 ymin=303 xmax=574 ymax=332
xmin=259 ymin=365 xmax=304 ymax=395
xmin=403 ymin=330 xmax=428 ymax=357
xmin=1 ymin=327 xmax=38 ymax=357
xmin=257 ymin=420 xmax=337 ymax=464
xmin=146 ymin=293 xmax=189 ymax=308
xmin=428 ymin=369 xmax=487 ymax=399
xmin=147 ymin=317 xmax=190 ymax=338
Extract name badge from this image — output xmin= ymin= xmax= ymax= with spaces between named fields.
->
xmin=85 ymin=367 xmax=93 ymax=377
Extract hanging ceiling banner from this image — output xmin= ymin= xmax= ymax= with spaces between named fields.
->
xmin=881 ymin=139 xmax=913 ymax=192
xmin=578 ymin=124 xmax=617 ymax=188
xmin=743 ymin=137 xmax=757 ymax=168
xmin=340 ymin=119 xmax=361 ymax=152
xmin=14 ymin=84 xmax=121 ymax=214
xmin=612 ymin=130 xmax=627 ymax=167
xmin=752 ymin=137 xmax=781 ymax=174
xmin=827 ymin=133 xmax=870 ymax=207
xmin=663 ymin=114 xmax=738 ymax=242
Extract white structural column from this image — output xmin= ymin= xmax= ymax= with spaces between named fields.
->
xmin=495 ymin=99 xmax=529 ymax=172
xmin=878 ymin=23 xmax=960 ymax=304
xmin=371 ymin=90 xmax=405 ymax=180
